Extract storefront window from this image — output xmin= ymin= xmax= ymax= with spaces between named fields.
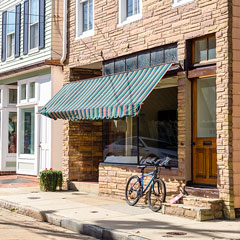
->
xmin=8 ymin=112 xmax=17 ymax=154
xmin=21 ymin=84 xmax=27 ymax=100
xmin=9 ymin=89 xmax=17 ymax=104
xmin=139 ymin=87 xmax=178 ymax=167
xmin=103 ymin=87 xmax=178 ymax=167
xmin=103 ymin=118 xmax=138 ymax=164
xmin=20 ymin=108 xmax=35 ymax=154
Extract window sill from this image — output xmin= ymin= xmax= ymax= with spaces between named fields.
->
xmin=117 ymin=13 xmax=142 ymax=27
xmin=28 ymin=47 xmax=40 ymax=56
xmin=75 ymin=29 xmax=94 ymax=40
xmin=17 ymin=102 xmax=37 ymax=108
xmin=172 ymin=0 xmax=195 ymax=8
xmin=6 ymin=56 xmax=15 ymax=63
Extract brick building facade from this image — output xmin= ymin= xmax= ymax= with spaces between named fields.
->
xmin=41 ymin=0 xmax=240 ymax=219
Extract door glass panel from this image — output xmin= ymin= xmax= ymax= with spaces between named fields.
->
xmin=197 ymin=77 xmax=216 ymax=138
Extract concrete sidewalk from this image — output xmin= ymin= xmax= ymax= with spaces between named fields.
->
xmin=0 ymin=186 xmax=239 ymax=240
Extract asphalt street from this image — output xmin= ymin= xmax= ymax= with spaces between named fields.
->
xmin=0 ymin=208 xmax=96 ymax=240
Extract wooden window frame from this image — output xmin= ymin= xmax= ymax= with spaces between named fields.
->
xmin=192 ymin=34 xmax=216 ymax=65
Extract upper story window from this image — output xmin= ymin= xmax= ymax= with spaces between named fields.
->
xmin=1 ymin=5 xmax=21 ymax=62
xmin=30 ymin=0 xmax=39 ymax=50
xmin=103 ymin=44 xmax=178 ymax=75
xmin=119 ymin=0 xmax=142 ymax=26
xmin=23 ymin=0 xmax=45 ymax=55
xmin=127 ymin=0 xmax=140 ymax=17
xmin=172 ymin=0 xmax=195 ymax=7
xmin=193 ymin=35 xmax=216 ymax=64
xmin=76 ymin=0 xmax=94 ymax=38
xmin=7 ymin=10 xmax=15 ymax=58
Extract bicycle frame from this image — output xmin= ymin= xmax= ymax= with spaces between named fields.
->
xmin=140 ymin=171 xmax=154 ymax=195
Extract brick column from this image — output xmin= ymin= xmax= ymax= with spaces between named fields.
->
xmin=216 ymin=0 xmax=235 ymax=219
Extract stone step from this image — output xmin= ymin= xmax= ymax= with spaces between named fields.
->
xmin=184 ymin=186 xmax=219 ymax=198
xmin=69 ymin=181 xmax=99 ymax=194
xmin=182 ymin=196 xmax=223 ymax=211
xmin=162 ymin=203 xmax=223 ymax=221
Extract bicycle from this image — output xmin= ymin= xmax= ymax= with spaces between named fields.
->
xmin=125 ymin=158 xmax=168 ymax=212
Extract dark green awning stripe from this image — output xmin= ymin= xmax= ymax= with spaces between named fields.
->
xmin=39 ymin=63 xmax=172 ymax=120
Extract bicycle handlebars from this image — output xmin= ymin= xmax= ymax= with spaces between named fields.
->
xmin=145 ymin=157 xmax=171 ymax=168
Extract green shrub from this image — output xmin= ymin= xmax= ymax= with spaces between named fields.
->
xmin=40 ymin=168 xmax=63 ymax=191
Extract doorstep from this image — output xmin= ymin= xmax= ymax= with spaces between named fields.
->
xmin=184 ymin=185 xmax=219 ymax=198
xmin=162 ymin=195 xmax=224 ymax=221
xmin=68 ymin=181 xmax=99 ymax=194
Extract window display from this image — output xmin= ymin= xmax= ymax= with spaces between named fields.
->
xmin=103 ymin=87 xmax=178 ymax=167
xmin=8 ymin=112 xmax=17 ymax=153
xmin=20 ymin=108 xmax=35 ymax=154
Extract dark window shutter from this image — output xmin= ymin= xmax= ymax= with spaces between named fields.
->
xmin=1 ymin=11 xmax=7 ymax=62
xmin=39 ymin=0 xmax=45 ymax=49
xmin=23 ymin=0 xmax=29 ymax=55
xmin=15 ymin=4 xmax=21 ymax=57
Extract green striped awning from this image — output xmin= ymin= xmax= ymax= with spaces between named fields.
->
xmin=39 ymin=63 xmax=172 ymax=120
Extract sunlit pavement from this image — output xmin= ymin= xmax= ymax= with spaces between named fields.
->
xmin=0 ymin=207 xmax=95 ymax=240
xmin=0 ymin=184 xmax=239 ymax=240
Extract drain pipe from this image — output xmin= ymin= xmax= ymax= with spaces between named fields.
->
xmin=60 ymin=0 xmax=67 ymax=64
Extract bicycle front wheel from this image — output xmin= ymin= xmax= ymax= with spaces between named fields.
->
xmin=148 ymin=178 xmax=166 ymax=212
xmin=125 ymin=175 xmax=141 ymax=206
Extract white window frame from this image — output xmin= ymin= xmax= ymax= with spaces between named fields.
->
xmin=172 ymin=0 xmax=195 ymax=8
xmin=75 ymin=0 xmax=94 ymax=39
xmin=29 ymin=0 xmax=39 ymax=51
xmin=6 ymin=9 xmax=15 ymax=59
xmin=0 ymin=88 xmax=2 ymax=108
xmin=118 ymin=0 xmax=142 ymax=27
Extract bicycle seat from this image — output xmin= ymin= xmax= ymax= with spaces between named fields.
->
xmin=137 ymin=165 xmax=146 ymax=170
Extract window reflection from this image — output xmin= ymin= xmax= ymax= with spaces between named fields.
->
xmin=8 ymin=112 xmax=17 ymax=153
xmin=103 ymin=87 xmax=178 ymax=167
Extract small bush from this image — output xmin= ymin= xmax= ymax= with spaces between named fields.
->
xmin=40 ymin=168 xmax=63 ymax=191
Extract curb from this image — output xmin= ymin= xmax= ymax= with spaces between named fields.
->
xmin=0 ymin=199 xmax=148 ymax=240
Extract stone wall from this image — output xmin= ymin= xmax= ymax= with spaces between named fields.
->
xmin=68 ymin=0 xmax=229 ymax=68
xmin=63 ymin=0 xmax=236 ymax=217
xmin=99 ymin=164 xmax=185 ymax=201
xmin=232 ymin=0 xmax=240 ymax=209
xmin=63 ymin=120 xmax=103 ymax=183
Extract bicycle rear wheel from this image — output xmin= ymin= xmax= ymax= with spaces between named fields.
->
xmin=148 ymin=178 xmax=166 ymax=212
xmin=125 ymin=175 xmax=141 ymax=206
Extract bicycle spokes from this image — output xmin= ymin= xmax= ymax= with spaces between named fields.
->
xmin=148 ymin=179 xmax=166 ymax=212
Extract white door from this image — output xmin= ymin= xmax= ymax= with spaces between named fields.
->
xmin=39 ymin=115 xmax=51 ymax=171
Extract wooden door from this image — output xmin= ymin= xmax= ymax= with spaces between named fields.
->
xmin=192 ymin=77 xmax=217 ymax=185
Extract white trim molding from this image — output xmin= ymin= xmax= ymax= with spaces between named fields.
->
xmin=75 ymin=0 xmax=94 ymax=39
xmin=118 ymin=0 xmax=142 ymax=27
